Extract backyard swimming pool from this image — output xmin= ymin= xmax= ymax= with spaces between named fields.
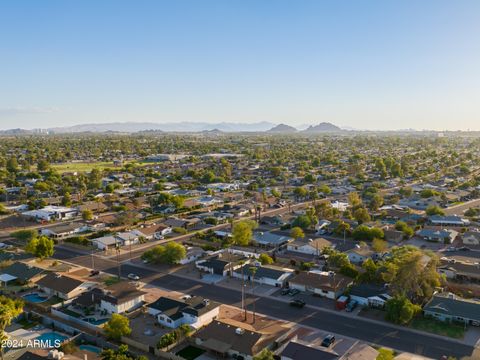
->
xmin=35 ymin=332 xmax=68 ymax=347
xmin=79 ymin=345 xmax=102 ymax=354
xmin=22 ymin=293 xmax=48 ymax=303
xmin=82 ymin=317 xmax=109 ymax=325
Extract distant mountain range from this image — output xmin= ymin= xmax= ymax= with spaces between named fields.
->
xmin=303 ymin=122 xmax=342 ymax=132
xmin=268 ymin=124 xmax=298 ymax=132
xmin=0 ymin=121 xmax=353 ymax=134
xmin=47 ymin=121 xmax=276 ymax=133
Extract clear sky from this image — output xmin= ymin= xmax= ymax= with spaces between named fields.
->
xmin=1 ymin=0 xmax=479 ymax=131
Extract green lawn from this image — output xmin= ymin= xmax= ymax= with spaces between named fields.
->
xmin=104 ymin=276 xmax=121 ymax=286
xmin=51 ymin=161 xmax=119 ymax=173
xmin=410 ymin=317 xmax=465 ymax=339
xmin=176 ymin=346 xmax=205 ymax=360
xmin=51 ymin=160 xmax=149 ymax=173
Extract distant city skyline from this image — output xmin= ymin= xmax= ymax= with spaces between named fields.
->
xmin=1 ymin=1 xmax=479 ymax=131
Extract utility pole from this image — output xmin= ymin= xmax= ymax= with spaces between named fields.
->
xmin=116 ymin=240 xmax=121 ymax=279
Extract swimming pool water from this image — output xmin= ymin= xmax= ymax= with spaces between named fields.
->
xmin=83 ymin=317 xmax=109 ymax=325
xmin=35 ymin=332 xmax=68 ymax=347
xmin=22 ymin=293 xmax=48 ymax=303
xmin=79 ymin=345 xmax=102 ymax=354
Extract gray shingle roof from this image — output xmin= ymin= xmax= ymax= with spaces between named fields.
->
xmin=424 ymin=293 xmax=480 ymax=322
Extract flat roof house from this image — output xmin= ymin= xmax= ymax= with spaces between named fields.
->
xmin=22 ymin=206 xmax=77 ymax=222
xmin=147 ymin=296 xmax=220 ymax=329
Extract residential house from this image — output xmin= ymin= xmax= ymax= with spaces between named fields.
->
xmin=437 ymin=258 xmax=480 ymax=282
xmin=287 ymin=238 xmax=332 ymax=256
xmin=194 ymin=320 xmax=273 ymax=360
xmin=462 ymin=231 xmax=480 ymax=247
xmin=233 ymin=264 xmax=293 ymax=287
xmin=196 ymin=253 xmax=246 ymax=276
xmin=92 ymin=235 xmax=118 ymax=250
xmin=349 ymin=283 xmax=392 ymax=308
xmin=416 ymin=229 xmax=458 ymax=243
xmin=100 ymin=282 xmax=146 ymax=314
xmin=35 ymin=273 xmax=93 ymax=300
xmin=0 ymin=262 xmax=44 ymax=286
xmin=428 ymin=215 xmax=470 ymax=227
xmin=289 ymin=270 xmax=353 ymax=299
xmin=136 ymin=223 xmax=172 ymax=240
xmin=423 ymin=292 xmax=480 ymax=326
xmin=280 ymin=341 xmax=338 ymax=360
xmin=39 ymin=222 xmax=88 ymax=240
xmin=179 ymin=246 xmax=205 ymax=265
xmin=22 ymin=206 xmax=78 ymax=222
xmin=347 ymin=246 xmax=375 ymax=265
xmin=253 ymin=231 xmax=293 ymax=248
xmin=147 ymin=296 xmax=220 ymax=329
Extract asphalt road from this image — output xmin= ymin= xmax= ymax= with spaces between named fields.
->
xmin=53 ymin=246 xmax=477 ymax=359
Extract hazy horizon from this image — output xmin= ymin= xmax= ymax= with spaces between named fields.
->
xmin=1 ymin=1 xmax=479 ymax=131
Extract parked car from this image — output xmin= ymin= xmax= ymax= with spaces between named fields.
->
xmin=89 ymin=270 xmax=100 ymax=277
xmin=289 ymin=289 xmax=300 ymax=296
xmin=321 ymin=334 xmax=336 ymax=347
xmin=459 ymin=246 xmax=470 ymax=251
xmin=128 ymin=273 xmax=140 ymax=281
xmin=281 ymin=288 xmax=290 ymax=295
xmin=346 ymin=300 xmax=358 ymax=312
xmin=289 ymin=299 xmax=306 ymax=308
xmin=181 ymin=295 xmax=192 ymax=300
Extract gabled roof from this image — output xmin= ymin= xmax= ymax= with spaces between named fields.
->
xmin=290 ymin=271 xmax=352 ymax=291
xmin=2 ymin=262 xmax=44 ymax=282
xmin=281 ymin=341 xmax=338 ymax=360
xmin=349 ymin=283 xmax=388 ymax=299
xmin=147 ymin=296 xmax=220 ymax=319
xmin=102 ymin=282 xmax=146 ymax=305
xmin=234 ymin=264 xmax=292 ymax=280
xmin=424 ymin=293 xmax=480 ymax=321
xmin=35 ymin=273 xmax=84 ymax=294
xmin=195 ymin=320 xmax=263 ymax=356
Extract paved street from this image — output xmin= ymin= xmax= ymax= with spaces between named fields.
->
xmin=53 ymin=246 xmax=478 ymax=359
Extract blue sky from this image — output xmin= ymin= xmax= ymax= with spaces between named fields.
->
xmin=1 ymin=0 xmax=479 ymax=130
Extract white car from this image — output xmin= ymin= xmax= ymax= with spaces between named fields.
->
xmin=128 ymin=273 xmax=140 ymax=281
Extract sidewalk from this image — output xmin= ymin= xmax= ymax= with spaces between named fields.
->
xmin=129 ymin=260 xmax=480 ymax=348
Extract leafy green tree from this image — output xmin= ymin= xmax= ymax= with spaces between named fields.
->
xmin=104 ymin=314 xmax=131 ymax=340
xmin=142 ymin=242 xmax=186 ymax=265
xmin=426 ymin=205 xmax=445 ymax=216
xmin=100 ymin=344 xmax=146 ymax=360
xmin=253 ymin=349 xmax=275 ymax=360
xmin=259 ymin=253 xmax=273 ymax=265
xmin=0 ymin=296 xmax=24 ymax=359
xmin=26 ymin=235 xmax=54 ymax=260
xmin=385 ymin=295 xmax=421 ymax=325
xmin=352 ymin=225 xmax=384 ymax=241
xmin=290 ymin=226 xmax=305 ymax=240
xmin=353 ymin=207 xmax=371 ymax=224
xmin=376 ymin=348 xmax=395 ymax=360
xmin=82 ymin=209 xmax=94 ymax=221
xmin=232 ymin=220 xmax=257 ymax=246
xmin=291 ymin=215 xmax=311 ymax=230
xmin=348 ymin=192 xmax=362 ymax=208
